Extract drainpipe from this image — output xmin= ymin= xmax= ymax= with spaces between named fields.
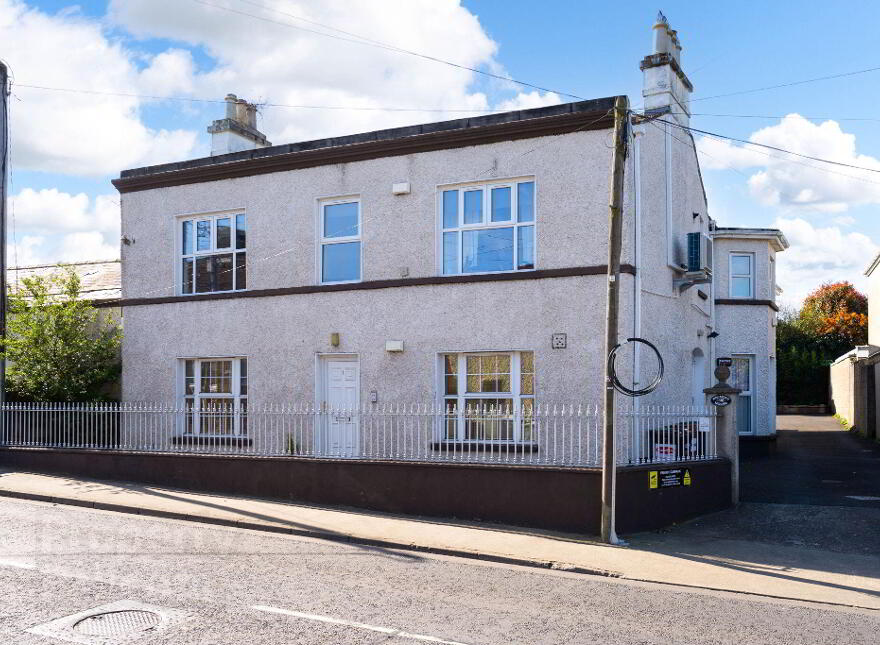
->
xmin=632 ymin=127 xmax=643 ymax=412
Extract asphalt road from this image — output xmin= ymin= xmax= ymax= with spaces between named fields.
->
xmin=0 ymin=498 xmax=877 ymax=644
xmin=741 ymin=415 xmax=880 ymax=508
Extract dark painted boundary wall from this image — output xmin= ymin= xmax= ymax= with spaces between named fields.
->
xmin=0 ymin=448 xmax=731 ymax=534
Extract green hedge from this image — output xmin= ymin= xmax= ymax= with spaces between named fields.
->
xmin=777 ymin=346 xmax=829 ymax=405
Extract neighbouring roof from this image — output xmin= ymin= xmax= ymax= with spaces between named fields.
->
xmin=712 ymin=227 xmax=789 ymax=252
xmin=8 ymin=260 xmax=121 ymax=302
xmin=112 ymin=97 xmax=620 ymax=193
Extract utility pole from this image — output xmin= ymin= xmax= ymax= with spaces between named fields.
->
xmin=0 ymin=62 xmax=8 ymax=404
xmin=600 ymin=95 xmax=629 ymax=544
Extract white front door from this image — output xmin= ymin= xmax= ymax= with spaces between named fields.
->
xmin=321 ymin=358 xmax=360 ymax=456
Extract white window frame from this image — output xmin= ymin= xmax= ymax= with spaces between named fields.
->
xmin=437 ymin=351 xmax=536 ymax=444
xmin=178 ymin=357 xmax=248 ymax=437
xmin=729 ymin=252 xmax=754 ymax=299
xmin=317 ymin=196 xmax=362 ymax=285
xmin=731 ymin=354 xmax=756 ymax=435
xmin=437 ymin=177 xmax=537 ymax=276
xmin=178 ymin=211 xmax=246 ymax=295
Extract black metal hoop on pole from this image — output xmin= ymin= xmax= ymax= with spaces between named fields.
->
xmin=607 ymin=337 xmax=664 ymax=397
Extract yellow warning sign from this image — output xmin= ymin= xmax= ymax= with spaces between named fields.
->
xmin=683 ymin=469 xmax=692 ymax=486
xmin=649 ymin=471 xmax=658 ymax=489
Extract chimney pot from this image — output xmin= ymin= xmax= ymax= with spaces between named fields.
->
xmin=208 ymin=92 xmax=271 ymax=155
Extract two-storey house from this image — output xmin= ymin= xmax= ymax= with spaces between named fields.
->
xmin=111 ymin=18 xmax=782 ymax=458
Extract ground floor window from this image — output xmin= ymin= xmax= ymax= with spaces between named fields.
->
xmin=181 ymin=357 xmax=247 ymax=435
xmin=441 ymin=351 xmax=535 ymax=442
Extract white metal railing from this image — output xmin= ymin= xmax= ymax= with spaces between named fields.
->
xmin=0 ymin=402 xmax=717 ymax=467
xmin=620 ymin=405 xmax=719 ymax=465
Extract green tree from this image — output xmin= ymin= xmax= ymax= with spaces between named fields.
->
xmin=775 ymin=282 xmax=868 ymax=405
xmin=2 ymin=267 xmax=122 ymax=401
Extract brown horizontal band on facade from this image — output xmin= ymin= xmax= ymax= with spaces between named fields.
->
xmin=112 ymin=108 xmax=615 ymax=193
xmin=93 ymin=264 xmax=636 ymax=308
xmin=714 ymin=298 xmax=779 ymax=312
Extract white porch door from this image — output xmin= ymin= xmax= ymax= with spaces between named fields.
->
xmin=322 ymin=358 xmax=360 ymax=456
xmin=732 ymin=355 xmax=754 ymax=435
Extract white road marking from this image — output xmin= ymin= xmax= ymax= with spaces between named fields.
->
xmin=252 ymin=605 xmax=471 ymax=644
xmin=846 ymin=495 xmax=880 ymax=501
xmin=0 ymin=557 xmax=35 ymax=569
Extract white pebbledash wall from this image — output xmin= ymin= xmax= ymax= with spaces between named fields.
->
xmin=712 ymin=235 xmax=781 ymax=436
xmin=119 ymin=123 xmax=714 ymax=411
xmin=117 ymin=16 xmax=728 ymax=417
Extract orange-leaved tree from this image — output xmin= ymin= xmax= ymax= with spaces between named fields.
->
xmin=799 ymin=282 xmax=868 ymax=350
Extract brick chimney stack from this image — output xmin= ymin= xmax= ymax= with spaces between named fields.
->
xmin=208 ymin=93 xmax=271 ymax=156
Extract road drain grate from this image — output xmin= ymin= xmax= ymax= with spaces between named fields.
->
xmin=73 ymin=610 xmax=162 ymax=636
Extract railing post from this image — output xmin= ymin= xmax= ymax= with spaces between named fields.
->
xmin=704 ymin=364 xmax=741 ymax=506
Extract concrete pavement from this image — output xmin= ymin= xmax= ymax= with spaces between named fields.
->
xmin=2 ymin=414 xmax=878 ymax=612
xmin=2 ymin=465 xmax=879 ymax=610
xmin=1 ymin=497 xmax=877 ymax=644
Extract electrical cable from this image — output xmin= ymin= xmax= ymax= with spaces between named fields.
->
xmin=608 ymin=338 xmax=664 ymax=397
xmin=654 ymin=117 xmax=880 ymax=176
xmin=11 ymin=83 xmax=503 ymax=114
xmin=189 ymin=0 xmax=584 ymax=100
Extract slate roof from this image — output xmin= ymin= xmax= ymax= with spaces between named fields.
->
xmin=8 ymin=260 xmax=121 ymax=302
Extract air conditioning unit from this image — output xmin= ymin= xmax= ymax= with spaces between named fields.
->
xmin=687 ymin=232 xmax=713 ymax=274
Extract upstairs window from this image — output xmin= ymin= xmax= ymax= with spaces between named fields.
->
xmin=320 ymin=198 xmax=361 ymax=284
xmin=729 ymin=252 xmax=754 ymax=299
xmin=181 ymin=214 xmax=246 ymax=294
xmin=440 ymin=179 xmax=535 ymax=275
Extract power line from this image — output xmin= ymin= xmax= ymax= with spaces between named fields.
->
xmin=676 ymin=112 xmax=880 ymax=123
xmin=655 ymin=117 xmax=880 ymax=176
xmin=189 ymin=0 xmax=583 ymax=100
xmin=11 ymin=83 xmax=504 ymax=114
xmin=632 ymin=63 xmax=880 ymax=112
xmin=689 ymin=64 xmax=880 ymax=104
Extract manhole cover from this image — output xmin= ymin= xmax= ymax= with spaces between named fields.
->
xmin=73 ymin=610 xmax=161 ymax=636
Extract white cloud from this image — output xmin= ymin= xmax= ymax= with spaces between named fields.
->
xmin=56 ymin=232 xmax=119 ymax=263
xmin=697 ymin=114 xmax=880 ymax=212
xmin=10 ymin=188 xmax=119 ymax=236
xmin=8 ymin=235 xmax=47 ymax=267
xmin=495 ymin=91 xmax=562 ymax=112
xmin=6 ymin=188 xmax=119 ymax=266
xmin=1 ymin=0 xmax=198 ymax=175
xmin=107 ymin=0 xmax=549 ymax=144
xmin=774 ymin=217 xmax=878 ymax=306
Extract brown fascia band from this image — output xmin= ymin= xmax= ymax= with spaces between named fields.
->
xmin=94 ymin=264 xmax=636 ymax=308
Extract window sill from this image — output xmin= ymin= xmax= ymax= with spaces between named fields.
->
xmin=172 ymin=435 xmax=253 ymax=447
xmin=442 ymin=268 xmax=537 ymax=278
xmin=180 ymin=289 xmax=247 ymax=297
xmin=429 ymin=441 xmax=539 ymax=453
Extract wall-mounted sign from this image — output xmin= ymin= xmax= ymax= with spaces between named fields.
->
xmin=649 ymin=468 xmax=692 ymax=489
xmin=710 ymin=394 xmax=732 ymax=407
xmin=716 ymin=357 xmax=732 ymax=367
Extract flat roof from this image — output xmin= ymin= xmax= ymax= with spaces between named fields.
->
xmin=713 ymin=227 xmax=788 ymax=251
xmin=113 ymin=97 xmax=619 ymax=193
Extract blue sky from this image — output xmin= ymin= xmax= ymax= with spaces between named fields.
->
xmin=5 ymin=0 xmax=880 ymax=304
